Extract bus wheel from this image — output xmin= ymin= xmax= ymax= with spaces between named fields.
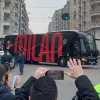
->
xmin=58 ymin=57 xmax=67 ymax=67
xmin=32 ymin=61 xmax=39 ymax=64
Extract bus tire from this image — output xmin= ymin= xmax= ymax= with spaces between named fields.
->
xmin=32 ymin=61 xmax=39 ymax=64
xmin=58 ymin=57 xmax=67 ymax=67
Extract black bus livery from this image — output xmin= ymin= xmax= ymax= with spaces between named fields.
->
xmin=3 ymin=31 xmax=99 ymax=67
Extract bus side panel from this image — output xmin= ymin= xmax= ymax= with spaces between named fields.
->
xmin=50 ymin=32 xmax=63 ymax=63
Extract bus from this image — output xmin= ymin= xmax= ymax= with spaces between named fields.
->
xmin=3 ymin=30 xmax=99 ymax=67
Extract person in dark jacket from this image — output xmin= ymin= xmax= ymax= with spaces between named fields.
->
xmin=0 ymin=64 xmax=28 ymax=100
xmin=14 ymin=52 xmax=19 ymax=68
xmin=0 ymin=64 xmax=15 ymax=100
xmin=66 ymin=59 xmax=100 ymax=100
xmin=27 ymin=59 xmax=100 ymax=100
xmin=18 ymin=49 xmax=24 ymax=75
xmin=0 ymin=65 xmax=48 ymax=100
xmin=0 ymin=59 xmax=99 ymax=100
xmin=15 ymin=59 xmax=99 ymax=100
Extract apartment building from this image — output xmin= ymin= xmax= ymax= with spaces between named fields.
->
xmin=68 ymin=0 xmax=100 ymax=49
xmin=69 ymin=0 xmax=90 ymax=31
xmin=0 ymin=0 xmax=29 ymax=35
xmin=48 ymin=3 xmax=69 ymax=32
xmin=90 ymin=0 xmax=100 ymax=38
xmin=90 ymin=0 xmax=100 ymax=49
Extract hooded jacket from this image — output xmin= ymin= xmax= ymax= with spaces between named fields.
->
xmin=0 ymin=76 xmax=36 ymax=100
xmin=0 ymin=75 xmax=99 ymax=100
xmin=0 ymin=84 xmax=15 ymax=100
xmin=73 ymin=75 xmax=100 ymax=100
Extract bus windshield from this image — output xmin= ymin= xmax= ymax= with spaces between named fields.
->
xmin=86 ymin=33 xmax=96 ymax=51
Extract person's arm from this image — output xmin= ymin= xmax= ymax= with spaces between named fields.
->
xmin=75 ymin=75 xmax=99 ymax=100
xmin=15 ymin=76 xmax=37 ymax=100
xmin=66 ymin=59 xmax=99 ymax=100
xmin=15 ymin=67 xmax=48 ymax=100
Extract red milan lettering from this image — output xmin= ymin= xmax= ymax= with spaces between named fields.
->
xmin=14 ymin=33 xmax=63 ymax=63
xmin=23 ymin=35 xmax=27 ymax=60
xmin=39 ymin=33 xmax=50 ymax=62
xmin=14 ymin=35 xmax=19 ymax=53
xmin=27 ymin=35 xmax=32 ymax=61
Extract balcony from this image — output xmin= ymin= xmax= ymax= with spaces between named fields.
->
xmin=4 ymin=13 xmax=10 ymax=21
xmin=3 ymin=8 xmax=10 ymax=13
xmin=4 ymin=1 xmax=11 ymax=9
xmin=91 ymin=0 xmax=100 ymax=5
xmin=90 ymin=23 xmax=100 ymax=29
xmin=90 ymin=11 xmax=100 ymax=16
xmin=3 ymin=25 xmax=10 ymax=34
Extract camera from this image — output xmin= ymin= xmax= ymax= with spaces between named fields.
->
xmin=45 ymin=70 xmax=64 ymax=80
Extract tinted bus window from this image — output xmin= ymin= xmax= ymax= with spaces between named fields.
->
xmin=80 ymin=38 xmax=87 ymax=55
xmin=73 ymin=40 xmax=81 ymax=57
xmin=87 ymin=34 xmax=96 ymax=51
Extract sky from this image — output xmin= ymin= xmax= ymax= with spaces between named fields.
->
xmin=25 ymin=0 xmax=67 ymax=33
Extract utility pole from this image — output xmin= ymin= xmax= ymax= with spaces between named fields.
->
xmin=18 ymin=0 xmax=22 ymax=34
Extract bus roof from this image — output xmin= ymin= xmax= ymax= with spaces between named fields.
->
xmin=4 ymin=31 xmax=88 ymax=38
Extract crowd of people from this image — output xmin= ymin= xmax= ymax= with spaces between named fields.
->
xmin=0 ymin=49 xmax=24 ymax=75
xmin=0 ymin=58 xmax=100 ymax=100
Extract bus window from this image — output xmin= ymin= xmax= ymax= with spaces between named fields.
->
xmin=63 ymin=39 xmax=67 ymax=45
xmin=87 ymin=34 xmax=96 ymax=51
xmin=80 ymin=38 xmax=87 ymax=55
xmin=72 ymin=40 xmax=81 ymax=57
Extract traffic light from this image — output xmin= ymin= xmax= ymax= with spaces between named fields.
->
xmin=62 ymin=13 xmax=70 ymax=21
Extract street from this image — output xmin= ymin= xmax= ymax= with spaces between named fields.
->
xmin=12 ymin=62 xmax=100 ymax=100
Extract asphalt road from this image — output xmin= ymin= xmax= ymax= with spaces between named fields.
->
xmin=12 ymin=62 xmax=100 ymax=100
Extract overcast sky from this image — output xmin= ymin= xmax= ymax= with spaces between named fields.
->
xmin=25 ymin=0 xmax=67 ymax=33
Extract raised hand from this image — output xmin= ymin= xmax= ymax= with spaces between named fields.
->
xmin=65 ymin=59 xmax=83 ymax=79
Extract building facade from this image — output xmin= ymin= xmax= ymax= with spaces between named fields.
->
xmin=68 ymin=0 xmax=100 ymax=50
xmin=89 ymin=0 xmax=100 ymax=49
xmin=48 ymin=3 xmax=69 ymax=32
xmin=0 ymin=0 xmax=29 ymax=35
xmin=69 ymin=0 xmax=91 ymax=31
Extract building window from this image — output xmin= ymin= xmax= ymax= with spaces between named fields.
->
xmin=4 ymin=0 xmax=10 ymax=9
xmin=74 ymin=0 xmax=76 ymax=5
xmin=3 ymin=25 xmax=10 ymax=34
xmin=15 ymin=3 xmax=18 ymax=9
xmin=4 ymin=13 xmax=10 ymax=21
xmin=78 ymin=24 xmax=81 ymax=30
xmin=15 ymin=22 xmax=18 ymax=26
xmin=74 ymin=11 xmax=76 ymax=19
xmin=15 ymin=13 xmax=18 ymax=17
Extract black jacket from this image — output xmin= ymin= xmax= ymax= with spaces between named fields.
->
xmin=73 ymin=75 xmax=100 ymax=100
xmin=0 ymin=77 xmax=36 ymax=100
xmin=16 ymin=75 xmax=100 ymax=100
xmin=0 ymin=75 xmax=99 ymax=100
xmin=15 ymin=76 xmax=36 ymax=100
xmin=0 ymin=84 xmax=15 ymax=100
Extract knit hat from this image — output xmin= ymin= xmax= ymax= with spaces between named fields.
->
xmin=31 ymin=76 xmax=57 ymax=100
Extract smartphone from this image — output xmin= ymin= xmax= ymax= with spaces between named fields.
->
xmin=12 ymin=75 xmax=20 ymax=88
xmin=45 ymin=70 xmax=64 ymax=80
